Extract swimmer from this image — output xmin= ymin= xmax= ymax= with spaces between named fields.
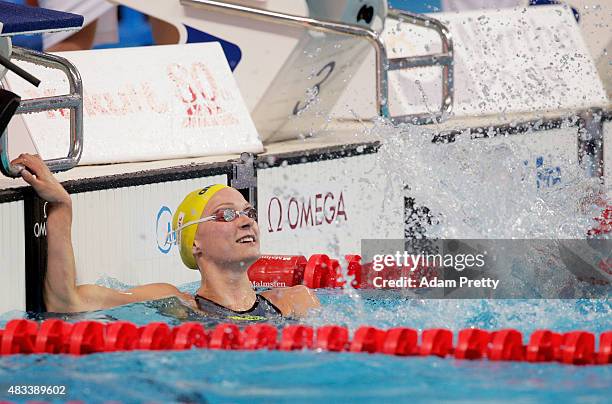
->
xmin=11 ymin=154 xmax=320 ymax=319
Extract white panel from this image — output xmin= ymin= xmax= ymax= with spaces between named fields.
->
xmin=336 ymin=5 xmax=608 ymax=120
xmin=71 ymin=175 xmax=226 ymax=286
xmin=5 ymin=43 xmax=262 ymax=165
xmin=258 ymin=154 xmax=404 ymax=257
xmin=0 ymin=201 xmax=25 ymax=312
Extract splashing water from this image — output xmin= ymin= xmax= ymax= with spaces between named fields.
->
xmin=304 ymin=117 xmax=611 ymax=332
xmin=370 ymin=118 xmax=605 ymax=240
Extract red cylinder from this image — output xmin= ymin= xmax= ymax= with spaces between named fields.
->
xmin=455 ymin=329 xmax=489 ymax=360
xmin=345 ymin=255 xmax=363 ymax=288
xmin=382 ymin=328 xmax=418 ymax=356
xmin=242 ymin=324 xmax=277 ymax=350
xmin=248 ymin=255 xmax=307 ymax=288
xmin=316 ymin=325 xmax=349 ymax=352
xmin=209 ymin=324 xmax=242 ymax=350
xmin=1 ymin=319 xmax=37 ymax=355
xmin=171 ymin=322 xmax=208 ymax=350
xmin=34 ymin=320 xmax=72 ymax=354
xmin=526 ymin=330 xmax=559 ymax=362
xmin=105 ymin=322 xmax=138 ymax=352
xmin=279 ymin=325 xmax=314 ymax=351
xmin=420 ymin=329 xmax=453 ymax=357
xmin=137 ymin=322 xmax=172 ymax=351
xmin=304 ymin=255 xmax=330 ymax=289
xmin=596 ymin=331 xmax=612 ymax=364
xmin=488 ymin=329 xmax=524 ymax=361
xmin=350 ymin=326 xmax=386 ymax=353
xmin=560 ymin=331 xmax=595 ymax=365
xmin=322 ymin=259 xmax=343 ymax=288
xmin=66 ymin=321 xmax=105 ymax=355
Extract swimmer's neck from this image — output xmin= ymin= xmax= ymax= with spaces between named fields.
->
xmin=195 ymin=260 xmax=256 ymax=311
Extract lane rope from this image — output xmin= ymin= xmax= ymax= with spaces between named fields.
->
xmin=1 ymin=319 xmax=610 ymax=365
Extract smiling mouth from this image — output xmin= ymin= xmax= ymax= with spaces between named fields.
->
xmin=236 ymin=235 xmax=256 ymax=244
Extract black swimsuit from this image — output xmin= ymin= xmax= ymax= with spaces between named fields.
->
xmin=194 ymin=294 xmax=282 ymax=321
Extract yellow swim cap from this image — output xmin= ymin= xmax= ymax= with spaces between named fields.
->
xmin=173 ymin=184 xmax=228 ymax=269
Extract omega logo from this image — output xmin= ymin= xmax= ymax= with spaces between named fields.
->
xmin=33 ymin=202 xmax=48 ymax=238
xmin=267 ymin=191 xmax=348 ymax=233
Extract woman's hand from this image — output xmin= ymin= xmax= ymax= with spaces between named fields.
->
xmin=10 ymin=153 xmax=71 ymax=205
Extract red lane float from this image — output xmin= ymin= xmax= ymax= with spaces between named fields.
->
xmin=209 ymin=323 xmax=242 ymax=350
xmin=488 ymin=329 xmax=524 ymax=361
xmin=242 ymin=324 xmax=277 ymax=350
xmin=303 ymin=254 xmax=329 ymax=289
xmin=382 ymin=328 xmax=418 ymax=356
xmin=171 ymin=322 xmax=207 ymax=350
xmin=350 ymin=326 xmax=386 ymax=353
xmin=66 ymin=321 xmax=105 ymax=355
xmin=247 ymin=253 xmax=440 ymax=290
xmin=345 ymin=255 xmax=363 ymax=288
xmin=597 ymin=331 xmax=612 ymax=364
xmin=279 ymin=325 xmax=313 ymax=351
xmin=34 ymin=319 xmax=73 ymax=354
xmin=137 ymin=322 xmax=171 ymax=351
xmin=1 ymin=319 xmax=37 ymax=354
xmin=560 ymin=331 xmax=595 ymax=365
xmin=420 ymin=329 xmax=453 ymax=357
xmin=316 ymin=325 xmax=349 ymax=352
xmin=455 ymin=328 xmax=489 ymax=360
xmin=105 ymin=321 xmax=138 ymax=352
xmin=0 ymin=320 xmax=610 ymax=366
xmin=526 ymin=330 xmax=561 ymax=362
xmin=248 ymin=255 xmax=307 ymax=288
xmin=248 ymin=254 xmax=345 ymax=289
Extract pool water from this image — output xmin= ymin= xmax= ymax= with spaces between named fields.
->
xmin=1 ymin=348 xmax=609 ymax=403
xmin=0 ymin=288 xmax=610 ymax=403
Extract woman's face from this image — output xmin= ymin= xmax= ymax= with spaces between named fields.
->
xmin=193 ymin=187 xmax=260 ymax=269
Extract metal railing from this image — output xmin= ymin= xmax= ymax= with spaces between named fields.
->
xmin=181 ymin=0 xmax=391 ymax=118
xmin=1 ymin=46 xmax=83 ymax=178
xmin=387 ymin=8 xmax=454 ymax=124
xmin=181 ymin=0 xmax=454 ymax=125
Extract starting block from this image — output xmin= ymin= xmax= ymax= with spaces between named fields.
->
xmin=0 ymin=0 xmax=84 ymax=177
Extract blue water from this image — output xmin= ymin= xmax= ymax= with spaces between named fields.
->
xmin=1 ymin=349 xmax=609 ymax=404
xmin=1 ymin=288 xmax=610 ymax=403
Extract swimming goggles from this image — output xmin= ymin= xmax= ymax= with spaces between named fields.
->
xmin=166 ymin=207 xmax=258 ymax=245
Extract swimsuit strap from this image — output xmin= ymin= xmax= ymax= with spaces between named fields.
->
xmin=194 ymin=293 xmax=282 ymax=318
xmin=256 ymin=294 xmax=283 ymax=316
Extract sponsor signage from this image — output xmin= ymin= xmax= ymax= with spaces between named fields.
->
xmin=5 ymin=43 xmax=262 ymax=164
xmin=489 ymin=127 xmax=577 ymax=193
xmin=258 ymin=154 xmax=403 ymax=256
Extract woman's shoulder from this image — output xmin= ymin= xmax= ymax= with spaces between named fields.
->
xmin=260 ymin=285 xmax=319 ymax=317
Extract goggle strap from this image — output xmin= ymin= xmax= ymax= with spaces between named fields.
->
xmin=164 ymin=215 xmax=216 ymax=246
xmin=163 ymin=208 xmax=256 ymax=246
